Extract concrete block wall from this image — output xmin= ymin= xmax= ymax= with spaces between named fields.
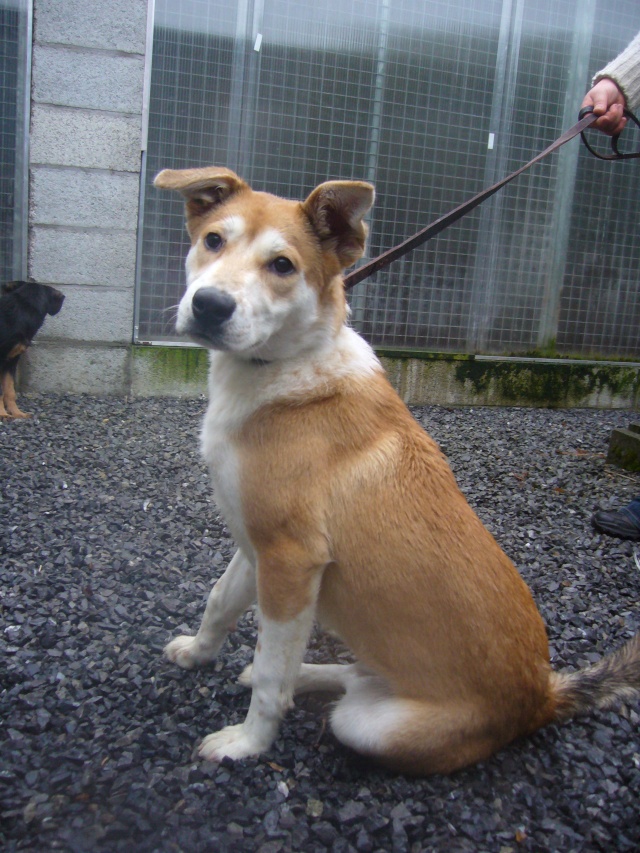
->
xmin=24 ymin=0 xmax=148 ymax=394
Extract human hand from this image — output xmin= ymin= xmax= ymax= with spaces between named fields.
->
xmin=581 ymin=78 xmax=627 ymax=135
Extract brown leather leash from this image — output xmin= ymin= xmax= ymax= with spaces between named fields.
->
xmin=344 ymin=107 xmax=639 ymax=291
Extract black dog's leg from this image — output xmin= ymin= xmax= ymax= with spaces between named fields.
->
xmin=0 ymin=348 xmax=29 ymax=418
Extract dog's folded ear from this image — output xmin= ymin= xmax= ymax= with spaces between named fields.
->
xmin=154 ymin=167 xmax=248 ymax=232
xmin=1 ymin=280 xmax=27 ymax=295
xmin=302 ymin=181 xmax=375 ymax=269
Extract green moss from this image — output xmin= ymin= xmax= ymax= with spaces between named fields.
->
xmin=608 ymin=446 xmax=640 ymax=472
xmin=520 ymin=338 xmax=559 ymax=359
xmin=455 ymin=359 xmax=639 ymax=407
xmin=375 ymin=347 xmax=471 ymax=362
xmin=606 ymin=429 xmax=640 ymax=472
xmin=519 ymin=346 xmax=640 ymax=363
xmin=132 ymin=345 xmax=209 ymax=388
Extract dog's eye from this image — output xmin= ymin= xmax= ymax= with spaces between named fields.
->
xmin=204 ymin=232 xmax=223 ymax=252
xmin=270 ymin=256 xmax=295 ymax=275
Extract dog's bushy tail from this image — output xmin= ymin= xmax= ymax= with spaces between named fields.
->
xmin=550 ymin=633 xmax=640 ymax=722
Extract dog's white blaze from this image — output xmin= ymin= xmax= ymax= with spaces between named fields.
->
xmin=251 ymin=227 xmax=290 ymax=262
xmin=185 ymin=244 xmax=199 ymax=282
xmin=219 ymin=215 xmax=246 ymax=243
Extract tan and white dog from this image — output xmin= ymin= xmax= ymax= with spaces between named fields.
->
xmin=154 ymin=166 xmax=640 ymax=775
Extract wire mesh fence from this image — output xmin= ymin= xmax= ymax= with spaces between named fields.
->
xmin=137 ymin=0 xmax=640 ymax=360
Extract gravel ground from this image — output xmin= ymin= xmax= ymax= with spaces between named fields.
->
xmin=1 ymin=392 xmax=639 ymax=852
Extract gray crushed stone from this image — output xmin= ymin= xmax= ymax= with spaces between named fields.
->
xmin=1 ymin=392 xmax=639 ymax=852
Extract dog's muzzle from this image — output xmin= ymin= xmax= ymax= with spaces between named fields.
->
xmin=187 ymin=286 xmax=237 ymax=342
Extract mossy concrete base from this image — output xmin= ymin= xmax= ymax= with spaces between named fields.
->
xmin=378 ymin=352 xmax=640 ymax=408
xmin=131 ymin=346 xmax=639 ymax=408
xmin=21 ymin=343 xmax=640 ymax=408
xmin=131 ymin=345 xmax=209 ymax=397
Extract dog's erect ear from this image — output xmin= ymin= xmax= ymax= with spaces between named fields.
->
xmin=302 ymin=181 xmax=375 ymax=269
xmin=154 ymin=167 xmax=248 ymax=233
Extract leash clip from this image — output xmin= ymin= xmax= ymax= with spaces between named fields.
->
xmin=578 ymin=105 xmax=640 ymax=160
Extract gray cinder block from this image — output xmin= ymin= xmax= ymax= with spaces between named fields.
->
xmin=33 ymin=45 xmax=145 ymax=114
xmin=30 ymin=226 xmax=137 ymax=289
xmin=34 ymin=0 xmax=148 ymax=54
xmin=30 ymin=166 xmax=140 ymax=230
xmin=21 ymin=343 xmax=131 ymax=396
xmin=31 ymin=106 xmax=141 ymax=172
xmin=36 ymin=286 xmax=134 ymax=344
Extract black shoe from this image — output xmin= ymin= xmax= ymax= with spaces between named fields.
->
xmin=591 ymin=500 xmax=640 ymax=540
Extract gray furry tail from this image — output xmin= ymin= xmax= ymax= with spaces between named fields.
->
xmin=551 ymin=633 xmax=640 ymax=722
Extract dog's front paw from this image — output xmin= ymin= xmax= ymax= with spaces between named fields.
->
xmin=164 ymin=634 xmax=220 ymax=669
xmin=198 ymin=724 xmax=267 ymax=762
xmin=0 ymin=407 xmax=30 ymax=419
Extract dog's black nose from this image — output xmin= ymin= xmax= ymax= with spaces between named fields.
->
xmin=191 ymin=287 xmax=236 ymax=325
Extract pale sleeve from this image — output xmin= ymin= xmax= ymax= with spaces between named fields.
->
xmin=592 ymin=30 xmax=640 ymax=112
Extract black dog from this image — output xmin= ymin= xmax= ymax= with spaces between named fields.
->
xmin=0 ymin=281 xmax=65 ymax=418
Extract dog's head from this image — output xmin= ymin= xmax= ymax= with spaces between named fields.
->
xmin=2 ymin=281 xmax=65 ymax=316
xmin=154 ymin=167 xmax=374 ymax=362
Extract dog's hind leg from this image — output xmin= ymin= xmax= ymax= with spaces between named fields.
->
xmin=329 ymin=670 xmax=499 ymax=775
xmin=165 ymin=549 xmax=256 ymax=669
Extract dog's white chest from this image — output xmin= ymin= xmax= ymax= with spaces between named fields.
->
xmin=199 ymin=358 xmax=264 ymax=558
xmin=201 ymin=417 xmax=251 ymax=556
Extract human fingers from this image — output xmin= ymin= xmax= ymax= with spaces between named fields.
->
xmin=581 ymin=79 xmax=627 ymax=135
